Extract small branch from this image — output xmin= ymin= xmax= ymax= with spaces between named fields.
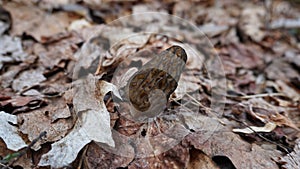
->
xmin=0 ymin=162 xmax=13 ymax=169
xmin=226 ymin=93 xmax=285 ymax=99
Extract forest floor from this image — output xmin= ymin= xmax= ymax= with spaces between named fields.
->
xmin=0 ymin=0 xmax=299 ymax=168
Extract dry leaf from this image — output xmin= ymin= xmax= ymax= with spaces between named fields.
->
xmin=265 ymin=59 xmax=299 ymax=81
xmin=128 ymin=144 xmax=189 ymax=169
xmin=278 ymin=139 xmax=300 ymax=169
xmin=248 ymin=98 xmax=299 ymax=130
xmin=18 ymin=107 xmax=73 ymax=150
xmin=0 ymin=6 xmax=11 ymax=35
xmin=68 ymin=19 xmax=91 ymax=31
xmin=84 ymin=141 xmax=134 ymax=168
xmin=5 ymin=2 xmax=74 ymax=42
xmin=276 ymin=80 xmax=300 ymax=102
xmin=185 ymin=127 xmax=281 ymax=169
xmin=238 ymin=7 xmax=266 ymax=42
xmin=12 ymin=69 xmax=46 ymax=92
xmin=0 ymin=111 xmax=27 ymax=151
xmin=0 ymin=35 xmax=28 ymax=69
xmin=39 ymin=76 xmax=122 ymax=168
xmin=34 ymin=32 xmax=82 ymax=69
xmin=0 ymin=65 xmax=26 ymax=88
xmin=187 ymin=149 xmax=219 ymax=169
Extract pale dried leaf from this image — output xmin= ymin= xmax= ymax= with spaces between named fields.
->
xmin=6 ymin=3 xmax=74 ymax=42
xmin=38 ymin=123 xmax=91 ymax=168
xmin=68 ymin=19 xmax=91 ymax=31
xmin=18 ymin=108 xmax=73 ymax=150
xmin=39 ymin=76 xmax=121 ymax=168
xmin=12 ymin=69 xmax=46 ymax=92
xmin=238 ymin=7 xmax=265 ymax=42
xmin=0 ymin=111 xmax=27 ymax=151
xmin=276 ymin=80 xmax=300 ymax=102
xmin=0 ymin=35 xmax=28 ymax=69
xmin=0 ymin=21 xmax=9 ymax=35
xmin=270 ymin=18 xmax=300 ymax=29
xmin=279 ymin=139 xmax=300 ymax=169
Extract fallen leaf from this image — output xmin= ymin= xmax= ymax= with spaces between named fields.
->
xmin=265 ymin=59 xmax=299 ymax=81
xmin=0 ymin=35 xmax=28 ymax=69
xmin=278 ymin=139 xmax=300 ymax=169
xmin=128 ymin=144 xmax=189 ymax=169
xmin=185 ymin=127 xmax=281 ymax=169
xmin=0 ymin=111 xmax=27 ymax=151
xmin=270 ymin=113 xmax=300 ymax=131
xmin=68 ymin=19 xmax=91 ymax=31
xmin=18 ymin=106 xmax=73 ymax=150
xmin=270 ymin=18 xmax=300 ymax=29
xmin=235 ymin=98 xmax=299 ymax=130
xmin=284 ymin=50 xmax=300 ymax=68
xmin=0 ymin=139 xmax=14 ymax=164
xmin=5 ymin=2 xmax=75 ymax=42
xmin=187 ymin=149 xmax=219 ymax=169
xmin=0 ymin=95 xmax=46 ymax=114
xmin=72 ymin=36 xmax=105 ymax=79
xmin=0 ymin=6 xmax=11 ymax=35
xmin=12 ymin=69 xmax=46 ymax=92
xmin=198 ymin=23 xmax=229 ymax=37
xmin=38 ymin=76 xmax=122 ymax=168
xmin=34 ymin=32 xmax=82 ymax=69
xmin=84 ymin=142 xmax=134 ymax=169
xmin=238 ymin=7 xmax=266 ymax=42
xmin=227 ymin=43 xmax=264 ymax=69
xmin=0 ymin=64 xmax=27 ymax=88
xmin=276 ymin=80 xmax=300 ymax=102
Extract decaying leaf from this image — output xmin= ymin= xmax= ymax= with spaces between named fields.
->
xmin=0 ymin=95 xmax=45 ymax=114
xmin=34 ymin=32 xmax=82 ymax=69
xmin=68 ymin=19 xmax=91 ymax=31
xmin=84 ymin=141 xmax=134 ymax=168
xmin=5 ymin=2 xmax=75 ymax=42
xmin=128 ymin=144 xmax=189 ymax=169
xmin=238 ymin=7 xmax=266 ymax=42
xmin=0 ymin=64 xmax=28 ymax=88
xmin=18 ymin=106 xmax=73 ymax=150
xmin=265 ymin=59 xmax=299 ymax=81
xmin=38 ymin=76 xmax=122 ymax=168
xmin=235 ymin=98 xmax=299 ymax=130
xmin=0 ymin=6 xmax=11 ymax=35
xmin=0 ymin=35 xmax=28 ymax=69
xmin=187 ymin=149 xmax=219 ymax=169
xmin=185 ymin=126 xmax=281 ymax=169
xmin=0 ymin=111 xmax=26 ymax=151
xmin=278 ymin=139 xmax=300 ymax=169
xmin=12 ymin=69 xmax=46 ymax=92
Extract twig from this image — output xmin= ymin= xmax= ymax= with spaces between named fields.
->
xmin=0 ymin=162 xmax=13 ymax=169
xmin=240 ymin=93 xmax=285 ymax=99
xmin=171 ymin=95 xmax=225 ymax=126
xmin=77 ymin=145 xmax=88 ymax=169
xmin=185 ymin=93 xmax=212 ymax=111
xmin=226 ymin=93 xmax=285 ymax=99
